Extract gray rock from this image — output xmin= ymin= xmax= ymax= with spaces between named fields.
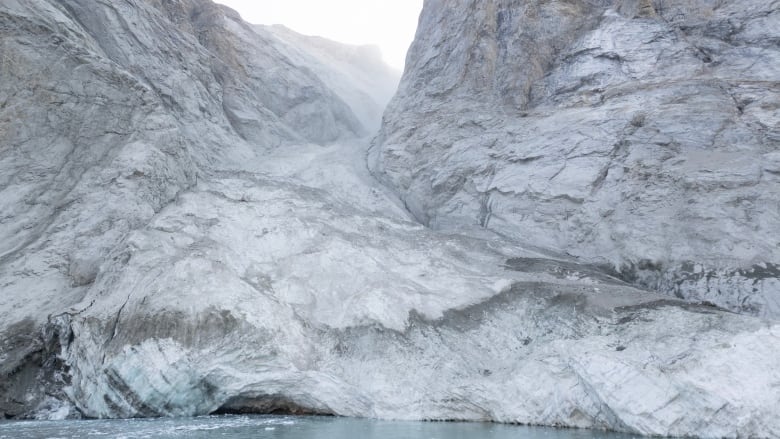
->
xmin=370 ymin=0 xmax=780 ymax=318
xmin=30 ymin=172 xmax=780 ymax=437
xmin=260 ymin=24 xmax=401 ymax=132
xmin=1 ymin=0 xmax=780 ymax=437
xmin=0 ymin=0 xmax=394 ymax=419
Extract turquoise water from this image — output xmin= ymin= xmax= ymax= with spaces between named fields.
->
xmin=0 ymin=415 xmax=640 ymax=439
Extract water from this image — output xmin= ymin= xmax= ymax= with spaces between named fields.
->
xmin=0 ymin=416 xmax=640 ymax=439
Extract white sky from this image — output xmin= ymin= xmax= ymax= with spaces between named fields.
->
xmin=215 ymin=1 xmax=423 ymax=70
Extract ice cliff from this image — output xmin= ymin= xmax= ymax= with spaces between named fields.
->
xmin=1 ymin=0 xmax=779 ymax=438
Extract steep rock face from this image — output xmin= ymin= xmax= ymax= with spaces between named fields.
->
xmin=261 ymin=24 xmax=401 ymax=131
xmin=2 ymin=1 xmax=780 ymax=438
xmin=370 ymin=0 xmax=780 ymax=317
xmin=0 ymin=0 xmax=393 ymax=418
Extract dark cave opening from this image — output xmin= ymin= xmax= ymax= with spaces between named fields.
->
xmin=210 ymin=394 xmax=334 ymax=417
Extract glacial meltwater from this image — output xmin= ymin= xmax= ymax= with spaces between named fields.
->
xmin=0 ymin=415 xmax=641 ymax=439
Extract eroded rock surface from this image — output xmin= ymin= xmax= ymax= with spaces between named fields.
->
xmin=1 ymin=1 xmax=780 ymax=438
xmin=0 ymin=0 xmax=395 ymax=420
xmin=370 ymin=0 xmax=780 ymax=318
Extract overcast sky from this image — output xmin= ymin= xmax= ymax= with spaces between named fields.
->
xmin=215 ymin=1 xmax=423 ymax=70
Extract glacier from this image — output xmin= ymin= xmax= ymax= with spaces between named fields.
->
xmin=1 ymin=0 xmax=779 ymax=438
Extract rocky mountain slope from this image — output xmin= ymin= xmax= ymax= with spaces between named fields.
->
xmin=261 ymin=24 xmax=401 ymax=131
xmin=1 ymin=0 xmax=779 ymax=438
xmin=0 ymin=0 xmax=396 ymax=418
xmin=370 ymin=0 xmax=780 ymax=318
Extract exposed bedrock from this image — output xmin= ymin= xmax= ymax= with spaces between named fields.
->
xmin=370 ymin=0 xmax=780 ymax=318
xmin=33 ymin=178 xmax=780 ymax=437
xmin=0 ymin=0 xmax=395 ymax=420
xmin=1 ymin=0 xmax=779 ymax=437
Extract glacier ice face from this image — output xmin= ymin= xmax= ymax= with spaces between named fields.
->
xmin=370 ymin=0 xmax=780 ymax=318
xmin=1 ymin=0 xmax=780 ymax=438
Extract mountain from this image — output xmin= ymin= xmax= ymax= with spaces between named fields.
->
xmin=1 ymin=0 xmax=779 ymax=437
xmin=0 ymin=0 xmax=398 ymax=419
xmin=370 ymin=0 xmax=780 ymax=318
xmin=261 ymin=24 xmax=401 ymax=131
